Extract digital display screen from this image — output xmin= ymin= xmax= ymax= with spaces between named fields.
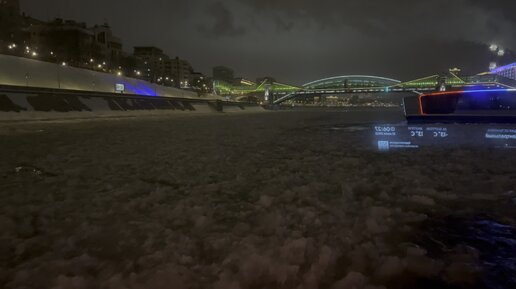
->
xmin=373 ymin=124 xmax=516 ymax=151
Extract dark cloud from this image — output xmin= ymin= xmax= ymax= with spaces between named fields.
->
xmin=197 ymin=1 xmax=245 ymax=38
xmin=18 ymin=0 xmax=516 ymax=84
xmin=467 ymin=0 xmax=516 ymax=23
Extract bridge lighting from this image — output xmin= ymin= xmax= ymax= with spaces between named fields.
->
xmin=489 ymin=62 xmax=498 ymax=70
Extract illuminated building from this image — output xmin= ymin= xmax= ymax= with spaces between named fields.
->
xmin=491 ymin=62 xmax=516 ymax=81
xmin=189 ymin=72 xmax=212 ymax=93
xmin=92 ymin=23 xmax=123 ymax=66
xmin=133 ymin=46 xmax=168 ymax=83
xmin=167 ymin=57 xmax=193 ymax=88
xmin=133 ymin=47 xmax=196 ymax=88
xmin=22 ymin=18 xmax=123 ymax=69
xmin=25 ymin=19 xmax=96 ymax=65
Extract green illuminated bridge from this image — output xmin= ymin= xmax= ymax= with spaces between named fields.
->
xmin=213 ymin=72 xmax=516 ymax=104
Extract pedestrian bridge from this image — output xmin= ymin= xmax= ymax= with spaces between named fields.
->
xmin=274 ymin=74 xmax=516 ymax=104
xmin=213 ymin=73 xmax=516 ymax=104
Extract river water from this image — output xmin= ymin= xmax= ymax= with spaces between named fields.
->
xmin=0 ymin=108 xmax=515 ymax=289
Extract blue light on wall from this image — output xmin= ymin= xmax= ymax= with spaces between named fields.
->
xmin=122 ymin=82 xmax=158 ymax=96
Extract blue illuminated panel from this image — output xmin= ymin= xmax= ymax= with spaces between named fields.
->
xmin=490 ymin=62 xmax=516 ymax=80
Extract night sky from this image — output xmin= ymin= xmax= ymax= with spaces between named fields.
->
xmin=20 ymin=0 xmax=516 ymax=85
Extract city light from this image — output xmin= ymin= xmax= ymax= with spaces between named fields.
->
xmin=489 ymin=62 xmax=497 ymax=70
xmin=117 ymin=71 xmax=122 ymax=76
xmin=61 ymin=62 xmax=67 ymax=66
xmin=90 ymin=58 xmax=94 ymax=63
xmin=97 ymin=64 xmax=102 ymax=68
xmin=31 ymin=51 xmax=37 ymax=57
xmin=489 ymin=44 xmax=498 ymax=52
xmin=498 ymin=49 xmax=505 ymax=57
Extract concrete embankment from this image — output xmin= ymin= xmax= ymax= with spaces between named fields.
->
xmin=0 ymin=86 xmax=266 ymax=121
